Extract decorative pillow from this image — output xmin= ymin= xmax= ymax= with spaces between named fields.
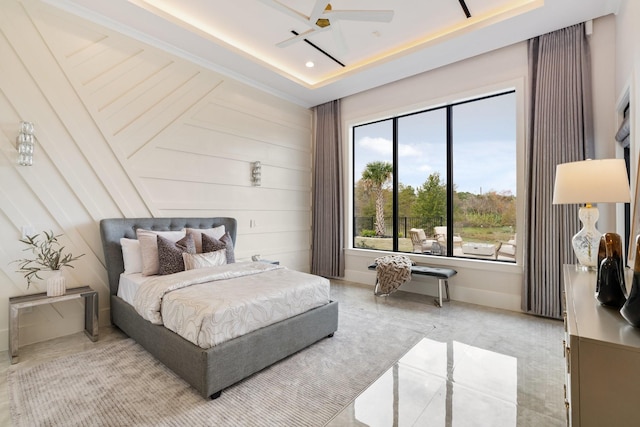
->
xmin=202 ymin=232 xmax=235 ymax=264
xmin=136 ymin=228 xmax=186 ymax=276
xmin=120 ymin=238 xmax=142 ymax=274
xmin=157 ymin=234 xmax=196 ymax=275
xmin=186 ymin=226 xmax=225 ymax=253
xmin=182 ymin=249 xmax=227 ymax=270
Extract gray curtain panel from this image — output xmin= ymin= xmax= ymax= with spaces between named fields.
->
xmin=523 ymin=23 xmax=594 ymax=318
xmin=311 ymin=100 xmax=344 ymax=278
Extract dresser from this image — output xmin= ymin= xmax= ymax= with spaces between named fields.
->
xmin=563 ymin=264 xmax=640 ymax=426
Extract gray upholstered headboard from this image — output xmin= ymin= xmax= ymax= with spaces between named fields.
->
xmin=100 ymin=217 xmax=238 ymax=295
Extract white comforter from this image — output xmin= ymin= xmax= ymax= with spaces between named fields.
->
xmin=133 ymin=262 xmax=330 ymax=349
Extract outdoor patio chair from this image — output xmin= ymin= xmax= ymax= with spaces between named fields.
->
xmin=496 ymin=234 xmax=516 ymax=260
xmin=409 ymin=228 xmax=435 ymax=253
xmin=433 ymin=226 xmax=463 ymax=249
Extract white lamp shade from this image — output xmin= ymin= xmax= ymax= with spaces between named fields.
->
xmin=553 ymin=159 xmax=631 ymax=205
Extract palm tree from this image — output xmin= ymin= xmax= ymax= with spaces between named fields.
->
xmin=362 ymin=161 xmax=393 ymax=237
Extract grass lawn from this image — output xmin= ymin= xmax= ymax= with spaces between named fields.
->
xmin=459 ymin=227 xmax=515 ymax=243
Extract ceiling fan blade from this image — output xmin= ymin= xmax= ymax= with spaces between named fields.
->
xmin=330 ymin=20 xmax=348 ymax=55
xmin=258 ymin=0 xmax=312 ymax=27
xmin=309 ymin=0 xmax=329 ymax=24
xmin=276 ymin=27 xmax=330 ymax=48
xmin=324 ymin=10 xmax=394 ymax=23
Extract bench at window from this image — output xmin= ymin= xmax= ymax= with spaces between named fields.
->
xmin=368 ymin=263 xmax=457 ymax=307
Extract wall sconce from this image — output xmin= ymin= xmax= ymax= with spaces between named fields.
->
xmin=17 ymin=121 xmax=35 ymax=166
xmin=251 ymin=161 xmax=262 ymax=186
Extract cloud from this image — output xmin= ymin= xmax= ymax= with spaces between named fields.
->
xmin=358 ymin=137 xmax=391 ymax=155
xmin=358 ymin=137 xmax=422 ymax=158
xmin=398 ymin=144 xmax=422 ymax=157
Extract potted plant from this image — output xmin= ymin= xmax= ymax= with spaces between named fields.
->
xmin=13 ymin=230 xmax=84 ymax=296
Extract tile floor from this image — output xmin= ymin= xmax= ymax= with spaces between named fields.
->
xmin=326 ymin=281 xmax=565 ymax=427
xmin=0 ymin=280 xmax=565 ymax=427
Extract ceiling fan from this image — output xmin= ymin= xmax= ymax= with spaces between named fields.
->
xmin=259 ymin=0 xmax=394 ymax=49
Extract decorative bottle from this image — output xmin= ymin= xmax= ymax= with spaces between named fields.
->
xmin=596 ymin=234 xmax=626 ymax=308
xmin=621 ymin=235 xmax=640 ymax=327
xmin=596 ymin=236 xmax=607 ymax=294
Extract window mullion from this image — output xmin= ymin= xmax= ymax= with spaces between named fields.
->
xmin=446 ymin=106 xmax=454 ymax=257
xmin=392 ymin=117 xmax=399 ymax=252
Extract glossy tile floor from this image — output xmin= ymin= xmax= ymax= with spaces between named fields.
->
xmin=0 ymin=280 xmax=565 ymax=427
xmin=326 ymin=281 xmax=565 ymax=427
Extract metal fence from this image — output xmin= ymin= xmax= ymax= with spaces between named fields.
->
xmin=354 ymin=216 xmax=444 ymax=237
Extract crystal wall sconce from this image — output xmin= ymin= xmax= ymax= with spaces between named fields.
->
xmin=17 ymin=121 xmax=35 ymax=166
xmin=251 ymin=161 xmax=262 ymax=186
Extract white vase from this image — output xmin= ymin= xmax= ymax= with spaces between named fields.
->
xmin=46 ymin=270 xmax=66 ymax=297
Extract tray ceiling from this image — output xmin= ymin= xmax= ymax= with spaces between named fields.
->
xmin=46 ymin=0 xmax=621 ymax=106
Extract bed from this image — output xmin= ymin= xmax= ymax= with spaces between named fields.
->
xmin=100 ymin=217 xmax=339 ymax=399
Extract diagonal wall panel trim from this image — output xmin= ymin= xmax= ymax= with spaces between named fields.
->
xmin=0 ymin=0 xmax=314 ymax=351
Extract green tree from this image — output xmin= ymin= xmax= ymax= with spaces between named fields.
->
xmin=397 ymin=184 xmax=417 ymax=218
xmin=413 ymin=172 xmax=446 ymax=222
xmin=354 ymin=180 xmax=375 ymax=218
xmin=384 ymin=184 xmax=416 ymax=237
xmin=362 ymin=161 xmax=393 ymax=236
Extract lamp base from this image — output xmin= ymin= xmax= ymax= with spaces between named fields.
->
xmin=572 ymin=205 xmax=601 ymax=269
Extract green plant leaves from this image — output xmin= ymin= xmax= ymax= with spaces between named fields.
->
xmin=12 ymin=231 xmax=84 ymax=287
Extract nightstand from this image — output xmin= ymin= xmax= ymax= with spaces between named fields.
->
xmin=9 ymin=286 xmax=99 ymax=364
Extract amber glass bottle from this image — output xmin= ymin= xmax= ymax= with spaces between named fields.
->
xmin=596 ymin=235 xmax=626 ymax=308
xmin=596 ymin=236 xmax=607 ymax=294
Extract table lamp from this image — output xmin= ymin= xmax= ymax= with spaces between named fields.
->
xmin=552 ymin=159 xmax=631 ymax=269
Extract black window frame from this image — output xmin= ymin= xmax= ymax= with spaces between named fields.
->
xmin=352 ymin=89 xmax=516 ymax=260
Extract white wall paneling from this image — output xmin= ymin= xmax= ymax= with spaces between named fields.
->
xmin=0 ymin=0 xmax=312 ymax=351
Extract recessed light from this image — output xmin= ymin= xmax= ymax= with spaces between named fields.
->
xmin=305 ymin=61 xmax=315 ymax=68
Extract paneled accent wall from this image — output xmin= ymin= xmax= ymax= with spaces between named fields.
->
xmin=0 ymin=0 xmax=313 ymax=351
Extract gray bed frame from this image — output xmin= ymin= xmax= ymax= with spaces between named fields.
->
xmin=100 ymin=217 xmax=339 ymax=399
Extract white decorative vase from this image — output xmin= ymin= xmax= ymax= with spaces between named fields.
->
xmin=46 ymin=270 xmax=66 ymax=297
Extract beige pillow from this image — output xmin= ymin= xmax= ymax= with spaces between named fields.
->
xmin=136 ymin=228 xmax=186 ymax=276
xmin=182 ymin=249 xmax=227 ymax=270
xmin=186 ymin=226 xmax=226 ymax=253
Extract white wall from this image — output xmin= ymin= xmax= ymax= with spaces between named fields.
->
xmin=615 ymin=0 xmax=640 ymax=255
xmin=0 ymin=0 xmax=313 ymax=351
xmin=591 ymin=15 xmax=621 ymax=232
xmin=341 ymin=16 xmax=620 ymax=312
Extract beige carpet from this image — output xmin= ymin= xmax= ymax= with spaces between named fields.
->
xmin=8 ymin=306 xmax=429 ymax=426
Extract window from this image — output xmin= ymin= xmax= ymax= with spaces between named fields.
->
xmin=353 ymin=90 xmax=517 ymax=262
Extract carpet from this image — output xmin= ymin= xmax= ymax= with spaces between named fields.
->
xmin=8 ymin=305 xmax=428 ymax=426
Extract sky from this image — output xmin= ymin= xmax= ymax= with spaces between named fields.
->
xmin=353 ymin=92 xmax=517 ymax=195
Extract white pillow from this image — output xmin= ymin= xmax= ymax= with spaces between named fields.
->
xmin=186 ymin=226 xmax=225 ymax=253
xmin=120 ymin=238 xmax=142 ymax=274
xmin=182 ymin=250 xmax=227 ymax=270
xmin=136 ymin=229 xmax=186 ymax=276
